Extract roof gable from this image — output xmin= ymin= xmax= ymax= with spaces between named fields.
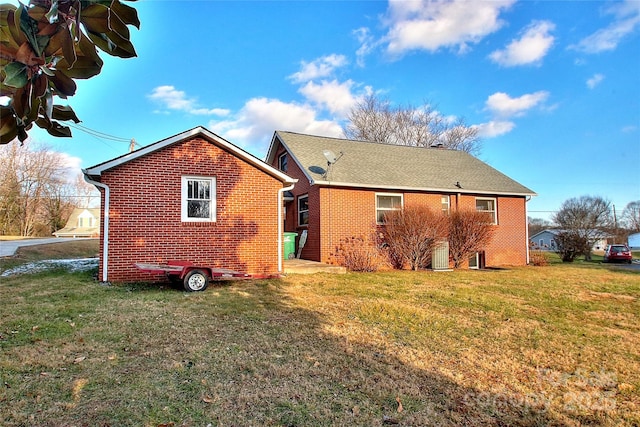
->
xmin=268 ymin=131 xmax=536 ymax=197
xmin=85 ymin=127 xmax=295 ymax=184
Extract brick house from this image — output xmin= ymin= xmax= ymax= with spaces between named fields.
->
xmin=83 ymin=127 xmax=296 ymax=283
xmin=266 ymin=131 xmax=536 ymax=268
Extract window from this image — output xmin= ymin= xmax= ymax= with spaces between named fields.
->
xmin=376 ymin=193 xmax=403 ymax=223
xmin=441 ymin=195 xmax=450 ymax=215
xmin=469 ymin=252 xmax=480 ymax=269
xmin=475 ymin=197 xmax=497 ymax=224
xmin=182 ymin=176 xmax=216 ymax=222
xmin=298 ymin=194 xmax=309 ymax=226
xmin=278 ymin=153 xmax=288 ymax=172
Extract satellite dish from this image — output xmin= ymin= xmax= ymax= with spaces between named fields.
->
xmin=323 ymin=149 xmax=338 ymax=164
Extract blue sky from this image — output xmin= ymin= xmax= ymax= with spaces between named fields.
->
xmin=15 ymin=0 xmax=640 ymax=221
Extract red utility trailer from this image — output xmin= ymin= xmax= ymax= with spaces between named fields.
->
xmin=134 ymin=260 xmax=252 ymax=291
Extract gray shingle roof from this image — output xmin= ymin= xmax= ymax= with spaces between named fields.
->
xmin=274 ymin=131 xmax=536 ymax=196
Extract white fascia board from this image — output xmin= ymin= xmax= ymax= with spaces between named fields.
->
xmin=267 ymin=131 xmax=316 ymax=185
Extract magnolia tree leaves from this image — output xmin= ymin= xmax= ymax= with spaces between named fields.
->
xmin=0 ymin=0 xmax=139 ymax=143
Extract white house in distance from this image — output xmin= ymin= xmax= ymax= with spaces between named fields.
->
xmin=529 ymin=229 xmax=609 ymax=252
xmin=629 ymin=232 xmax=640 ymax=250
xmin=53 ymin=208 xmax=100 ymax=238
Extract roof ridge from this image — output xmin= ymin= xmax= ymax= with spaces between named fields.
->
xmin=276 ymin=130 xmax=461 ymax=153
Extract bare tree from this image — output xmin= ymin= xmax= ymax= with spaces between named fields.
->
xmin=0 ymin=141 xmax=80 ymax=236
xmin=380 ymin=205 xmax=449 ymax=270
xmin=621 ymin=200 xmax=640 ymax=232
xmin=528 ymin=216 xmax=552 ymax=237
xmin=343 ymin=94 xmax=481 ymax=155
xmin=448 ymin=209 xmax=495 ymax=268
xmin=552 ymin=195 xmax=612 ymax=262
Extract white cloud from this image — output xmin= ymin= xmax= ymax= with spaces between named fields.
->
xmin=209 ymin=97 xmax=343 ymax=155
xmin=382 ymin=0 xmax=515 ymax=57
xmin=586 ymin=73 xmax=605 ymax=89
xmin=353 ymin=27 xmax=378 ymax=67
xmin=570 ymin=0 xmax=640 ymax=53
xmin=288 ymin=54 xmax=348 ymax=83
xmin=58 ymin=152 xmax=84 ymax=183
xmin=485 ymin=91 xmax=550 ymax=118
xmin=298 ymin=79 xmax=363 ymax=117
xmin=489 ymin=20 xmax=555 ymax=66
xmin=473 ymin=121 xmax=515 ymax=138
xmin=148 ymin=85 xmax=230 ymax=116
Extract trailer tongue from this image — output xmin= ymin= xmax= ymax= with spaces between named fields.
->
xmin=135 ymin=261 xmax=252 ymax=291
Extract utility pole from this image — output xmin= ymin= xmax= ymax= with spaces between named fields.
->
xmin=613 ymin=204 xmax=618 ymax=241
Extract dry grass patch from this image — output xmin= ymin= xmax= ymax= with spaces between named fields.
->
xmin=1 ymin=261 xmax=638 ymax=426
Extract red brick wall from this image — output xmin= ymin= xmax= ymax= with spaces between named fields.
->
xmin=313 ymin=189 xmax=528 ymax=267
xmin=98 ymin=137 xmax=283 ymax=282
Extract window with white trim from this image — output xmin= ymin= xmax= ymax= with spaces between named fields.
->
xmin=298 ymin=194 xmax=309 ymax=226
xmin=278 ymin=153 xmax=288 ymax=172
xmin=181 ymin=176 xmax=216 ymax=222
xmin=376 ymin=193 xmax=403 ymax=223
xmin=475 ymin=197 xmax=497 ymax=224
xmin=441 ymin=195 xmax=450 ymax=215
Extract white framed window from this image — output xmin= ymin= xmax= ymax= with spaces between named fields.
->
xmin=469 ymin=252 xmax=480 ymax=269
xmin=475 ymin=197 xmax=497 ymax=224
xmin=181 ymin=176 xmax=216 ymax=222
xmin=376 ymin=193 xmax=403 ymax=223
xmin=298 ymin=194 xmax=309 ymax=226
xmin=278 ymin=153 xmax=288 ymax=172
xmin=441 ymin=195 xmax=450 ymax=215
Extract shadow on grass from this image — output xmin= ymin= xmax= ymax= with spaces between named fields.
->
xmin=0 ymin=274 xmax=611 ymax=426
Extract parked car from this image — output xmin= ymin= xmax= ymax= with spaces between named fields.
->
xmin=603 ymin=244 xmax=633 ymax=264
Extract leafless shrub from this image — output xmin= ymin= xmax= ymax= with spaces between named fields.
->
xmin=529 ymin=250 xmax=550 ymax=266
xmin=329 ymin=233 xmax=389 ymax=272
xmin=380 ymin=205 xmax=449 ymax=270
xmin=448 ymin=209 xmax=495 ymax=268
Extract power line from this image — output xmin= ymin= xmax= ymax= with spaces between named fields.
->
xmin=69 ymin=123 xmax=131 ymax=142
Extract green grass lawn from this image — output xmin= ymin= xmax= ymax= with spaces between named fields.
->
xmin=1 ymin=245 xmax=639 ymax=426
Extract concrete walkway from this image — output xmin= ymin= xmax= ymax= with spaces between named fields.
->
xmin=283 ymin=259 xmax=346 ymax=274
xmin=0 ymin=238 xmax=89 ymax=257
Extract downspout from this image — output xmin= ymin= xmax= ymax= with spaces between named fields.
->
xmin=277 ymin=183 xmax=295 ymax=274
xmin=525 ymin=196 xmax=532 ymax=265
xmin=83 ymin=171 xmax=110 ymax=283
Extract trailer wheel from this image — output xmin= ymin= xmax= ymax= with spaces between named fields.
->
xmin=183 ymin=269 xmax=209 ymax=292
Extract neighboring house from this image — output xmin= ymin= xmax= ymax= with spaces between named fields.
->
xmin=53 ymin=208 xmax=100 ymax=238
xmin=628 ymin=232 xmax=640 ymax=250
xmin=83 ymin=127 xmax=296 ymax=283
xmin=529 ymin=229 xmax=558 ymax=251
xmin=266 ymin=131 xmax=537 ymax=268
xmin=529 ymin=229 xmax=610 ymax=252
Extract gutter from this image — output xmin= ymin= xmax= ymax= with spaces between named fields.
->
xmin=310 ymin=179 xmax=537 ymax=198
xmin=277 ymin=183 xmax=296 ymax=273
xmin=525 ymin=195 xmax=532 ymax=265
xmin=83 ymin=171 xmax=110 ymax=283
